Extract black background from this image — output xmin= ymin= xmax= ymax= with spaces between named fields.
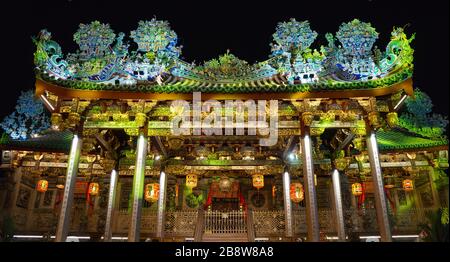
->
xmin=0 ymin=0 xmax=448 ymax=120
xmin=0 ymin=0 xmax=449 ymax=257
xmin=1 ymin=242 xmax=449 ymax=260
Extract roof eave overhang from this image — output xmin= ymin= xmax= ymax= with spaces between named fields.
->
xmin=35 ymin=77 xmax=414 ymax=101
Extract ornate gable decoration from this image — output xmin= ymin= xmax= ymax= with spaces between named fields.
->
xmin=130 ymin=19 xmax=181 ymax=57
xmin=336 ymin=19 xmax=378 ymax=58
xmin=194 ymin=51 xmax=254 ymax=80
xmin=33 ymin=18 xmax=415 ymax=93
xmin=73 ymin=21 xmax=116 ymax=60
xmin=271 ymin=19 xmax=318 ymax=54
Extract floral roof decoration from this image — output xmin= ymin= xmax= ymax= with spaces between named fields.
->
xmin=130 ymin=19 xmax=181 ymax=57
xmin=336 ymin=19 xmax=379 ymax=58
xmin=193 ymin=50 xmax=254 ymax=80
xmin=33 ymin=18 xmax=415 ymax=93
xmin=73 ymin=21 xmax=116 ymax=60
xmin=271 ymin=19 xmax=318 ymax=55
xmin=269 ymin=19 xmax=325 ymax=84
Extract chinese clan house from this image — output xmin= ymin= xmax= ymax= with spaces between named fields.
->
xmin=0 ymin=19 xmax=448 ymax=242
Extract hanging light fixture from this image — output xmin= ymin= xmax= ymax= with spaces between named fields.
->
xmin=56 ymin=176 xmax=65 ymax=189
xmin=186 ymin=174 xmax=198 ymax=188
xmin=36 ymin=179 xmax=49 ymax=193
xmin=252 ymin=174 xmax=264 ymax=189
xmin=290 ymin=183 xmax=304 ymax=203
xmin=402 ymin=179 xmax=414 ymax=191
xmin=352 ymin=183 xmax=363 ymax=196
xmin=145 ymin=183 xmax=160 ymax=202
xmin=88 ymin=182 xmax=99 ymax=196
xmin=384 ymin=177 xmax=395 ymax=189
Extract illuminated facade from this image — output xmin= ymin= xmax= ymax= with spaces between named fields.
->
xmin=0 ymin=19 xmax=448 ymax=242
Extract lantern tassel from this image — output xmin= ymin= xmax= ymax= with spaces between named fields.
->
xmin=86 ymin=186 xmax=94 ymax=217
xmin=239 ymin=190 xmax=247 ymax=217
xmin=358 ymin=182 xmax=366 ymax=209
xmin=204 ymin=188 xmax=212 ymax=209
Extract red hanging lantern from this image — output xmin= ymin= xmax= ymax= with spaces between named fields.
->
xmin=252 ymin=174 xmax=264 ymax=189
xmin=402 ymin=179 xmax=414 ymax=191
xmin=145 ymin=183 xmax=160 ymax=202
xmin=352 ymin=183 xmax=363 ymax=196
xmin=186 ymin=174 xmax=198 ymax=188
xmin=88 ymin=182 xmax=99 ymax=196
xmin=36 ymin=179 xmax=48 ymax=193
xmin=290 ymin=183 xmax=304 ymax=203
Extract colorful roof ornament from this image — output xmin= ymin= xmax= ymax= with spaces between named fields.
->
xmin=73 ymin=21 xmax=116 ymax=60
xmin=33 ymin=19 xmax=415 ymax=93
xmin=336 ymin=19 xmax=379 ymax=58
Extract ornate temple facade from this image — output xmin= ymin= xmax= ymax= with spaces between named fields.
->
xmin=0 ymin=19 xmax=448 ymax=242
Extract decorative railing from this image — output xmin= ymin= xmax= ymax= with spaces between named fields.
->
xmin=393 ymin=207 xmax=435 ymax=233
xmin=28 ymin=209 xmax=56 ymax=232
xmin=253 ymin=210 xmax=285 ymax=237
xmin=203 ymin=210 xmax=247 ymax=234
xmin=12 ymin=207 xmax=28 ymax=229
xmin=19 ymin=207 xmax=437 ymax=238
xmin=253 ymin=207 xmax=435 ymax=237
xmin=113 ymin=209 xmax=158 ymax=233
xmin=345 ymin=208 xmax=378 ymax=233
xmin=318 ymin=209 xmax=337 ymax=234
xmin=113 ymin=209 xmax=197 ymax=235
xmin=141 ymin=209 xmax=158 ymax=233
xmin=246 ymin=209 xmax=255 ymax=241
xmin=194 ymin=208 xmax=205 ymax=241
xmin=165 ymin=210 xmax=198 ymax=236
xmin=293 ymin=209 xmax=306 ymax=234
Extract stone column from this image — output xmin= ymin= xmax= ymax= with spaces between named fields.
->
xmin=104 ymin=169 xmax=118 ymax=242
xmin=331 ymin=169 xmax=346 ymax=241
xmin=55 ymin=134 xmax=83 ymax=242
xmin=300 ymin=128 xmax=320 ymax=242
xmin=128 ymin=133 xmax=148 ymax=242
xmin=9 ymin=167 xmax=23 ymax=211
xmin=156 ymin=169 xmax=167 ymax=239
xmin=428 ymin=168 xmax=441 ymax=209
xmin=366 ymin=130 xmax=392 ymax=242
xmin=282 ymin=171 xmax=293 ymax=237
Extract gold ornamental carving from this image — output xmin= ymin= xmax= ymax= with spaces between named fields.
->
xmin=340 ymin=111 xmax=358 ymax=122
xmin=302 ymin=112 xmax=314 ymax=126
xmin=50 ymin=113 xmax=63 ymax=129
xmin=386 ymin=112 xmax=399 ymax=127
xmin=135 ymin=113 xmax=147 ymax=127
xmin=67 ymin=112 xmax=81 ymax=127
xmin=125 ymin=128 xmax=139 ymax=136
xmin=334 ymin=158 xmax=350 ymax=171
xmin=310 ymin=127 xmax=325 ymax=136
xmin=368 ymin=111 xmax=380 ymax=128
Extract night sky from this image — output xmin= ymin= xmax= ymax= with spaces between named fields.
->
xmin=0 ymin=0 xmax=448 ymax=121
